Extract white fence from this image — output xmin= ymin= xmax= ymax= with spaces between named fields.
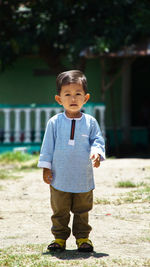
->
xmin=0 ymin=103 xmax=105 ymax=143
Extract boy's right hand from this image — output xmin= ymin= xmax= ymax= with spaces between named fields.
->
xmin=43 ymin=168 xmax=53 ymax=184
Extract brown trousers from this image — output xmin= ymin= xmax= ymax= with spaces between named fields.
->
xmin=50 ymin=185 xmax=93 ymax=240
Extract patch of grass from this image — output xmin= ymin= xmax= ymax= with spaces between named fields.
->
xmin=115 ymin=182 xmax=150 ymax=204
xmin=114 ymin=215 xmax=126 ymax=220
xmin=0 ymin=244 xmax=149 ymax=267
xmin=0 ymin=244 xmax=55 ymax=267
xmin=0 ymin=154 xmax=39 ymax=179
xmin=0 ymin=169 xmax=22 ymax=180
xmin=94 ymin=185 xmax=150 ymax=206
xmin=116 ymin=181 xmax=146 ymax=188
xmin=0 ymin=151 xmax=33 ymax=163
xmin=18 ymin=159 xmax=38 ymax=170
xmin=94 ymin=198 xmax=111 ymax=205
xmin=131 ymin=208 xmax=150 ymax=215
xmin=0 ymin=152 xmax=39 ymax=173
xmin=116 ymin=186 xmax=150 ymax=204
xmin=106 ymin=156 xmax=116 ymax=159
xmin=116 ymin=180 xmax=137 ymax=188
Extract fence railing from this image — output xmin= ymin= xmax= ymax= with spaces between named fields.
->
xmin=0 ymin=103 xmax=105 ymax=144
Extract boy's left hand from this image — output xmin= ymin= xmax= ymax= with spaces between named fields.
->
xmin=90 ymin=153 xmax=101 ymax=168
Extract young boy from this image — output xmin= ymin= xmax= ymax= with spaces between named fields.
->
xmin=38 ymin=70 xmax=105 ymax=252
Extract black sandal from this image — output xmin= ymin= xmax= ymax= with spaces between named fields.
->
xmin=47 ymin=239 xmax=66 ymax=252
xmin=76 ymin=238 xmax=93 ymax=252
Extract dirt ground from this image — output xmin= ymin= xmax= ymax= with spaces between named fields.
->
xmin=0 ymin=158 xmax=150 ymax=265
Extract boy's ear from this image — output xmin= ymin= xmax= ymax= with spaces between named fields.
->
xmin=84 ymin=93 xmax=90 ymax=104
xmin=55 ymin=95 xmax=62 ymax=105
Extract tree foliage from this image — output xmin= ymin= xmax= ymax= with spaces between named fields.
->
xmin=0 ymin=0 xmax=150 ymax=71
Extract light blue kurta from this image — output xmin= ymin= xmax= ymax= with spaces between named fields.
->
xmin=38 ymin=112 xmax=105 ymax=193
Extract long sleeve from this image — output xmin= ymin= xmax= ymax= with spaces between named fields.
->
xmin=90 ymin=119 xmax=105 ymax=161
xmin=38 ymin=120 xmax=55 ymax=169
xmin=38 ymin=112 xmax=105 ymax=193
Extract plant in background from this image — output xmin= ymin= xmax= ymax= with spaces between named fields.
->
xmin=0 ymin=0 xmax=150 ymax=71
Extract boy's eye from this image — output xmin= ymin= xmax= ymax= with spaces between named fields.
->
xmin=65 ymin=94 xmax=70 ymax=96
xmin=76 ymin=93 xmax=81 ymax=95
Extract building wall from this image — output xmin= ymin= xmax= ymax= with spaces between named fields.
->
xmin=0 ymin=56 xmax=149 ymax=152
xmin=0 ymin=56 xmax=56 ymax=104
xmin=0 ymin=56 xmax=122 ymax=128
xmin=85 ymin=58 xmax=122 ymax=128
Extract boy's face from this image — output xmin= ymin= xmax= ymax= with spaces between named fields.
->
xmin=55 ymin=83 xmax=90 ymax=117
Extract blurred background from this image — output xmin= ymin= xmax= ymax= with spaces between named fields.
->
xmin=0 ymin=0 xmax=150 ymax=157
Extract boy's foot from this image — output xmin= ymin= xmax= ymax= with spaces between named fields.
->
xmin=47 ymin=239 xmax=66 ymax=252
xmin=76 ymin=238 xmax=93 ymax=252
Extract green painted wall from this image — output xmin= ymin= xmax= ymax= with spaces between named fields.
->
xmin=85 ymin=58 xmax=122 ymax=128
xmin=0 ymin=56 xmax=122 ymax=128
xmin=1 ymin=56 xmax=149 ymax=151
xmin=85 ymin=58 xmax=102 ymax=102
xmin=105 ymin=75 xmax=122 ymax=128
xmin=0 ymin=56 xmax=56 ymax=104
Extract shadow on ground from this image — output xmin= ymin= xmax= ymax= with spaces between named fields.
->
xmin=43 ymin=249 xmax=109 ymax=260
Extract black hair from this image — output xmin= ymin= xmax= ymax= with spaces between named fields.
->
xmin=56 ymin=70 xmax=87 ymax=95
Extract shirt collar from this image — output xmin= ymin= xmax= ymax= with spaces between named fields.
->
xmin=63 ymin=112 xmax=84 ymax=120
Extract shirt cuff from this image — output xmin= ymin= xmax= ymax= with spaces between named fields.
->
xmin=90 ymin=147 xmax=105 ymax=161
xmin=37 ymin=161 xmax=52 ymax=169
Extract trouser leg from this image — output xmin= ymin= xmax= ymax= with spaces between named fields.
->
xmin=71 ymin=190 xmax=93 ymax=239
xmin=50 ymin=186 xmax=71 ymax=240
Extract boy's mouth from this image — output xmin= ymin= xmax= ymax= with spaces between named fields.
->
xmin=70 ymin=104 xmax=77 ymax=106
